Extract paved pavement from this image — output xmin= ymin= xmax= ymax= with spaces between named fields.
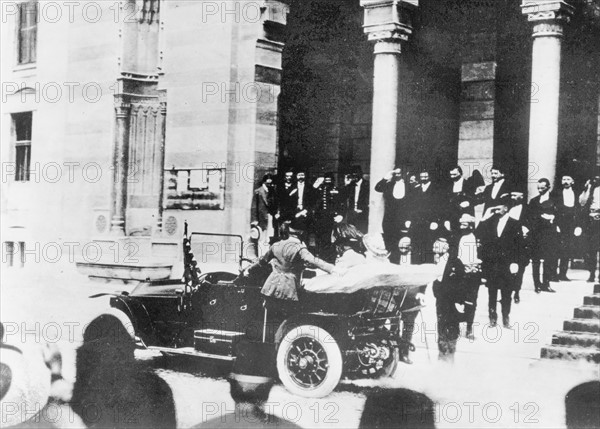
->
xmin=1 ymin=264 xmax=598 ymax=428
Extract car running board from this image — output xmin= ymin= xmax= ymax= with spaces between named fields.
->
xmin=147 ymin=346 xmax=236 ymax=361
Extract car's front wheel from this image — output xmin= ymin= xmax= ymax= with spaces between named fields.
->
xmin=276 ymin=325 xmax=343 ymax=398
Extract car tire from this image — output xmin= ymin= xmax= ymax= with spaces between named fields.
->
xmin=276 ymin=324 xmax=343 ymax=398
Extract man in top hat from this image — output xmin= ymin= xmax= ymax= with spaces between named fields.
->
xmin=553 ymin=174 xmax=583 ymax=281
xmin=527 ymin=178 xmax=559 ymax=292
xmin=477 ymin=194 xmax=525 ymax=328
xmin=579 ymin=172 xmax=600 ymax=283
xmin=342 ymin=165 xmax=370 ymax=234
xmin=374 ymin=167 xmax=412 ymax=264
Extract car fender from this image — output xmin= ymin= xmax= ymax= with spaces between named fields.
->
xmin=274 ymin=313 xmax=351 ymax=349
xmin=109 ymin=296 xmax=156 ymax=345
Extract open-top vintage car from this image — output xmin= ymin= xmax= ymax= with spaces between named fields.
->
xmin=93 ymin=227 xmax=432 ymax=398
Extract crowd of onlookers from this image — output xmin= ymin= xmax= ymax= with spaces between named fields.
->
xmin=251 ymin=163 xmax=600 ymax=360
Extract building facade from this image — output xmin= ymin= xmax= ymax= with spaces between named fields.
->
xmin=1 ymin=0 xmax=599 ymax=277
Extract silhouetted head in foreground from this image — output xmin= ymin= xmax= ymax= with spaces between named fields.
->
xmin=359 ymin=388 xmax=436 ymax=429
xmin=566 ymin=381 xmax=600 ymax=429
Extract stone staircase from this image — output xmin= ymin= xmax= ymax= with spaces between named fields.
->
xmin=541 ymin=283 xmax=600 ymax=363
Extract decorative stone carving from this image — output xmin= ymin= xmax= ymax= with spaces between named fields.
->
xmin=361 ymin=0 xmax=416 ymax=43
xmin=521 ymin=1 xmax=575 ymax=28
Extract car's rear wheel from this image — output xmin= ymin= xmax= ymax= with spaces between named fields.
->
xmin=276 ymin=325 xmax=343 ymax=398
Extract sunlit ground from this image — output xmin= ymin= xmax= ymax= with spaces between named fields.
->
xmin=2 ymin=263 xmax=598 ymax=428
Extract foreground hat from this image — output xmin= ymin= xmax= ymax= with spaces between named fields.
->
xmin=497 ymin=193 xmax=512 ymax=206
xmin=363 ymin=233 xmax=390 ymax=258
xmin=288 ymin=219 xmax=306 ymax=234
xmin=0 ymin=323 xmax=51 ymax=427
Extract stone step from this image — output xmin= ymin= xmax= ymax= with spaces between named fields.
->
xmin=595 ymin=283 xmax=600 ymax=294
xmin=551 ymin=331 xmax=600 ymax=349
xmin=540 ymin=345 xmax=600 ymax=363
xmin=574 ymin=305 xmax=600 ymax=320
xmin=563 ymin=319 xmax=600 ymax=334
xmin=583 ymin=294 xmax=600 ymax=306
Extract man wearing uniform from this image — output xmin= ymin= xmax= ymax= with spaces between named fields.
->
xmin=313 ymin=173 xmax=342 ymax=262
xmin=245 ymin=220 xmax=343 ymax=321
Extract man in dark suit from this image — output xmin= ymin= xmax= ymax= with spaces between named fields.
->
xmin=342 ymin=166 xmax=370 ymax=234
xmin=579 ymin=173 xmax=600 ymax=283
xmin=527 ymin=178 xmax=559 ymax=292
xmin=446 ymin=166 xmax=478 ymax=231
xmin=477 ymin=194 xmax=525 ymax=328
xmin=251 ymin=174 xmax=277 ymax=256
xmin=553 ymin=174 xmax=583 ymax=281
xmin=408 ymin=170 xmax=441 ymax=264
xmin=508 ymin=191 xmax=530 ymax=304
xmin=277 ymin=168 xmax=297 ymax=223
xmin=291 ymin=170 xmax=314 ymax=225
xmin=374 ymin=167 xmax=411 ymax=264
xmin=479 ymin=165 xmax=512 ymax=212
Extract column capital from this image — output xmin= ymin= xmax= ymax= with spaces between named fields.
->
xmin=521 ymin=1 xmax=575 ymax=36
xmin=361 ymin=0 xmax=417 ymax=44
xmin=114 ymin=94 xmax=131 ymax=118
xmin=114 ymin=102 xmax=131 ymax=119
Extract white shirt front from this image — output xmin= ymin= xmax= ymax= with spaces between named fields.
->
xmin=509 ymin=204 xmax=523 ymax=220
xmin=540 ymin=192 xmax=550 ymax=203
xmin=354 ymin=179 xmax=362 ymax=209
xmin=453 ymin=177 xmax=464 ymax=193
xmin=491 ymin=179 xmax=504 ymax=199
xmin=421 ymin=182 xmax=431 ymax=193
xmin=458 ymin=233 xmax=478 ymax=265
xmin=562 ymin=188 xmax=575 ymax=207
xmin=591 ymin=187 xmax=600 ymax=210
xmin=497 ymin=214 xmax=509 ymax=237
xmin=297 ymin=182 xmax=305 ymax=209
xmin=392 ymin=180 xmax=405 ymax=199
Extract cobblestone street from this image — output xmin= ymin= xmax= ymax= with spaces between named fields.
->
xmin=2 ymin=264 xmax=598 ymax=428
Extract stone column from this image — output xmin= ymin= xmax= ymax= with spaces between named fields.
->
xmin=521 ymin=1 xmax=574 ymax=198
xmin=361 ymin=0 xmax=417 ymax=233
xmin=155 ymin=100 xmax=167 ymax=234
xmin=110 ymin=96 xmax=131 ymax=236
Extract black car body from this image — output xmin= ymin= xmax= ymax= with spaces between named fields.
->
xmin=98 ymin=231 xmax=426 ymax=398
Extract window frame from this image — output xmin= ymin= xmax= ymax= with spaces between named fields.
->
xmin=16 ymin=1 xmax=38 ymax=66
xmin=12 ymin=112 xmax=33 ymax=182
